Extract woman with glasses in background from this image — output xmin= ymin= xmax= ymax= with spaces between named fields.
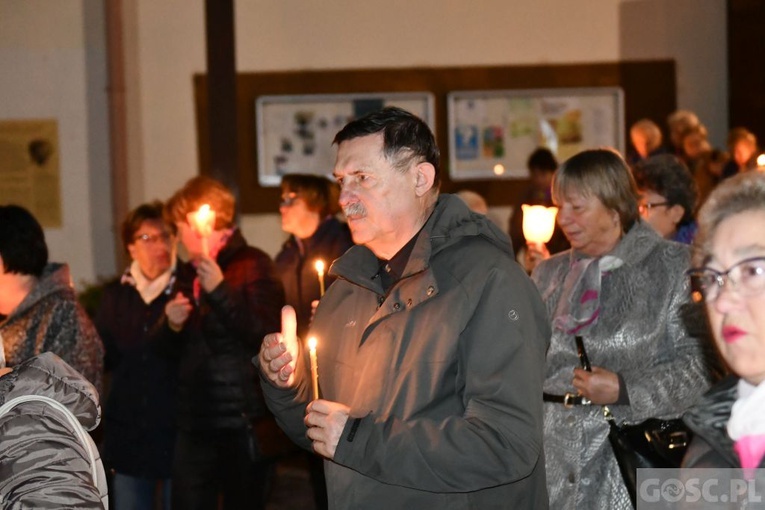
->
xmin=274 ymin=173 xmax=353 ymax=510
xmin=683 ymin=172 xmax=765 ymax=474
xmin=95 ymin=201 xmax=191 ymax=509
xmin=632 ymin=154 xmax=699 ymax=244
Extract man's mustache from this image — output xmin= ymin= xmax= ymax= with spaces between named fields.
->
xmin=343 ymin=202 xmax=366 ymax=218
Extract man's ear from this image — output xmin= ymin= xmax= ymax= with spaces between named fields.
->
xmin=414 ymin=162 xmax=436 ymax=198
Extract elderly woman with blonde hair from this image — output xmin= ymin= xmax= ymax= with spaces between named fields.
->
xmin=532 ymin=149 xmax=715 ymax=508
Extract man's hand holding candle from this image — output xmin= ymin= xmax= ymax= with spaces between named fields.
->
xmin=260 ymin=305 xmax=300 ymax=387
xmin=305 ymin=399 xmax=350 ymax=460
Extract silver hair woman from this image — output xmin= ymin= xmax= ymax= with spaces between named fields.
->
xmin=683 ymin=172 xmax=765 ymax=474
xmin=532 ymin=148 xmax=715 ymax=508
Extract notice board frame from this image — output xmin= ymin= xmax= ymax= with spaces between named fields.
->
xmin=193 ymin=60 xmax=675 ymax=214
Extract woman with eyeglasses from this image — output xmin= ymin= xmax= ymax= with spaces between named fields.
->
xmin=632 ymin=154 xmax=699 ymax=244
xmin=531 ymin=149 xmax=715 ymax=508
xmin=275 ymin=173 xmax=353 ymax=341
xmin=682 ymin=171 xmax=765 ymax=474
xmin=94 ymin=201 xmax=191 ymax=509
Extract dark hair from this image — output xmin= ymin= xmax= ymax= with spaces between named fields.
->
xmin=0 ymin=205 xmax=48 ymax=277
xmin=527 ymin=147 xmax=558 ymax=172
xmin=332 ymin=106 xmax=441 ymax=187
xmin=280 ymin=174 xmax=341 ymax=216
xmin=553 ymin=149 xmax=640 ymax=233
xmin=165 ymin=176 xmax=236 ymax=229
xmin=633 ymin=154 xmax=698 ymax=226
xmin=121 ymin=200 xmax=175 ymax=249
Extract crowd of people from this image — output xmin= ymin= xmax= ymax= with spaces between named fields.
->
xmin=1 ymin=105 xmax=764 ymax=509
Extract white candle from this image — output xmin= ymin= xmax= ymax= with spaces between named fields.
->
xmin=314 ymin=259 xmax=326 ymax=297
xmin=308 ymin=336 xmax=319 ymax=400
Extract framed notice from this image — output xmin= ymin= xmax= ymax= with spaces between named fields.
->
xmin=255 ymin=92 xmax=435 ymax=186
xmin=447 ymin=87 xmax=624 ymax=180
xmin=0 ymin=119 xmax=61 ymax=227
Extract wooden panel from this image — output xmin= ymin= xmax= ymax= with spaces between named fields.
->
xmin=194 ymin=61 xmax=675 ymax=214
xmin=728 ymin=0 xmax=765 ymax=143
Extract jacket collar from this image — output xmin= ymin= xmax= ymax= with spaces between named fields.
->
xmin=329 ymin=194 xmax=512 ymax=292
xmin=683 ymin=375 xmax=739 ymax=465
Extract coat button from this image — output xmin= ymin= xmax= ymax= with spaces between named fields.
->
xmin=393 ymin=303 xmax=401 ymax=310
xmin=426 ymin=286 xmax=435 ymax=296
xmin=568 ymin=472 xmax=576 ymax=484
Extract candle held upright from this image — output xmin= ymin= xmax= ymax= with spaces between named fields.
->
xmin=307 ymin=336 xmax=319 ymax=400
xmin=314 ymin=259 xmax=326 ymax=297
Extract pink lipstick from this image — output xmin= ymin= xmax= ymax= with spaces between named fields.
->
xmin=722 ymin=325 xmax=746 ymax=344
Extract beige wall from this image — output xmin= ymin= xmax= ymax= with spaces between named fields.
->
xmin=0 ymin=0 xmax=727 ymax=281
xmin=0 ymin=0 xmax=111 ymax=285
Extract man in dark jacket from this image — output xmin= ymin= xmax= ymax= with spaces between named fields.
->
xmin=259 ymin=107 xmax=551 ymax=509
xmin=164 ymin=177 xmax=285 ymax=510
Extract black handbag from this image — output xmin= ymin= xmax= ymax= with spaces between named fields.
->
xmin=576 ymin=336 xmax=692 ymax=508
xmin=604 ymin=406 xmax=692 ymax=508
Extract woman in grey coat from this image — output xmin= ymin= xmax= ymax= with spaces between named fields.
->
xmin=531 ymin=149 xmax=715 ymax=508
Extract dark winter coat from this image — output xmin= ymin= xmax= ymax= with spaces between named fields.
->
xmin=94 ymin=264 xmax=187 ymax=478
xmin=263 ymin=195 xmax=551 ymax=509
xmin=173 ymin=229 xmax=284 ymax=431
xmin=275 ymin=216 xmax=353 ymax=338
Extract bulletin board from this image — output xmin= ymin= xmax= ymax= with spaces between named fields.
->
xmin=255 ymin=92 xmax=434 ymax=186
xmin=448 ymin=88 xmax=624 ymax=180
xmin=193 ymin=60 xmax=676 ymax=213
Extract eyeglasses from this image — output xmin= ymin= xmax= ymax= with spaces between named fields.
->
xmin=638 ymin=201 xmax=670 ymax=215
xmin=134 ymin=232 xmax=172 ymax=244
xmin=687 ymin=256 xmax=765 ymax=302
xmin=280 ymin=193 xmax=300 ymax=208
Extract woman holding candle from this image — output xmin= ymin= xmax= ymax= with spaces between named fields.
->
xmin=531 ymin=149 xmax=715 ymax=508
xmin=163 ymin=176 xmax=285 ymax=510
xmin=682 ymin=172 xmax=765 ymax=475
xmin=275 ymin=173 xmax=353 ymax=340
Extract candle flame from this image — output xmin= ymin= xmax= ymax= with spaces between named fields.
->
xmin=190 ymin=203 xmax=215 ymax=236
xmin=314 ymin=260 xmax=325 ymax=275
xmin=308 ymin=337 xmax=317 ymax=351
xmin=757 ymin=154 xmax=765 ymax=168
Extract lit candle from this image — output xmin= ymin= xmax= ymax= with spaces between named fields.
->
xmin=522 ymin=204 xmax=559 ymax=245
xmin=307 ymin=336 xmax=319 ymax=400
xmin=314 ymin=259 xmax=326 ymax=297
xmin=757 ymin=154 xmax=765 ymax=171
xmin=188 ymin=204 xmax=216 ymax=257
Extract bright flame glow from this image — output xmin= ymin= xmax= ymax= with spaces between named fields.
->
xmin=493 ymin=164 xmax=505 ymax=176
xmin=190 ymin=204 xmax=215 ymax=236
xmin=308 ymin=337 xmax=317 ymax=351
xmin=314 ymin=260 xmax=325 ymax=275
xmin=757 ymin=154 xmax=765 ymax=168
xmin=522 ymin=205 xmax=559 ymax=244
